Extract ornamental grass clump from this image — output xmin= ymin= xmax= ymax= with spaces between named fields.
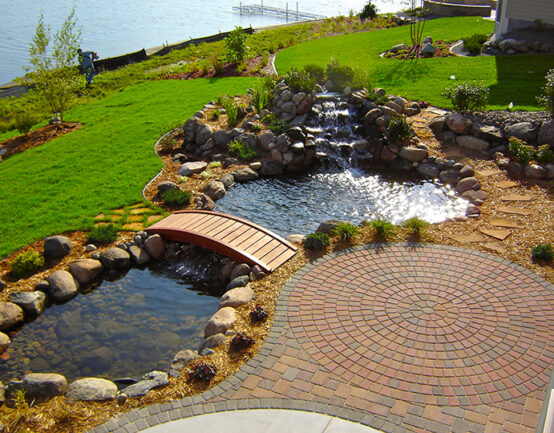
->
xmin=188 ymin=363 xmax=217 ymax=382
xmin=403 ymin=216 xmax=429 ymax=236
xmin=219 ymin=95 xmax=239 ymax=127
xmin=250 ymin=79 xmax=272 ymax=113
xmin=229 ymin=139 xmax=258 ymax=161
xmin=162 ymin=189 xmax=192 ymax=208
xmin=332 ymin=222 xmax=359 ymax=241
xmin=368 ymin=218 xmax=396 ymax=240
xmin=442 ymin=82 xmax=489 ymax=113
xmin=531 ymin=243 xmax=553 ymax=262
xmin=303 ymin=232 xmax=330 ymax=250
xmin=10 ymin=250 xmax=45 ymax=278
xmin=87 ymin=223 xmax=118 ymax=244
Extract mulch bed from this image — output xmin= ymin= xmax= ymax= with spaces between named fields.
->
xmin=383 ymin=41 xmax=455 ymax=60
xmin=0 ymin=122 xmax=81 ymax=160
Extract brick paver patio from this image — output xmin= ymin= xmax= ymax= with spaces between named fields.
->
xmin=90 ymin=244 xmax=554 ymax=433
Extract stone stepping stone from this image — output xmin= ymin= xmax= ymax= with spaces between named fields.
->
xmin=484 ymin=243 xmax=507 ymax=255
xmin=489 ymin=219 xmax=521 ymax=229
xmin=498 ymin=181 xmax=518 ymax=189
xmin=94 ymin=213 xmax=105 ymax=220
xmin=451 ymin=233 xmax=486 ymax=243
xmin=130 ymin=207 xmax=151 ymax=214
xmin=428 ymin=108 xmax=448 ymax=116
xmin=480 ymin=228 xmax=511 ymax=241
xmin=122 ymin=223 xmax=144 ymax=231
xmin=112 ymin=208 xmax=125 ymax=214
xmin=127 ymin=215 xmax=144 ymax=222
xmin=111 ymin=215 xmax=122 ymax=221
xmin=501 ymin=194 xmax=533 ymax=202
xmin=478 ymin=169 xmax=501 ymax=177
xmin=498 ymin=206 xmax=532 ymax=215
xmin=147 ymin=215 xmax=164 ymax=224
xmin=94 ymin=222 xmax=112 ymax=227
xmin=130 ymin=203 xmax=147 ymax=208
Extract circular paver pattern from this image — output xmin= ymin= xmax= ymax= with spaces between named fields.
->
xmin=288 ymin=245 xmax=554 ymax=406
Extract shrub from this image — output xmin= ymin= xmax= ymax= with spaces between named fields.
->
xmin=536 ymin=145 xmax=553 ymax=164
xmin=262 ymin=113 xmax=290 ymax=133
xmin=10 ymin=250 xmax=45 ymax=278
xmin=229 ymin=139 xmax=258 ymax=161
xmin=159 ymin=137 xmax=176 ymax=153
xmin=351 ymin=67 xmax=372 ymax=91
xmin=219 ymin=95 xmax=239 ymax=127
xmin=250 ymin=79 xmax=271 ymax=113
xmin=537 ymin=68 xmax=554 ymax=117
xmin=303 ymin=232 xmax=330 ymax=250
xmin=188 ymin=363 xmax=217 ymax=382
xmin=303 ymin=64 xmax=325 ymax=83
xmin=326 ymin=59 xmax=355 ymax=89
xmin=507 ymin=137 xmax=536 ymax=164
xmin=230 ymin=332 xmax=255 ymax=351
xmin=442 ymin=82 xmax=489 ymax=113
xmin=532 ymin=243 xmax=552 ymax=261
xmin=360 ymin=1 xmax=378 ymax=20
xmin=162 ymin=189 xmax=192 ymax=208
xmin=387 ymin=116 xmax=413 ymax=144
xmin=210 ymin=55 xmax=223 ymax=76
xmin=463 ymin=33 xmax=488 ymax=55
xmin=15 ymin=111 xmax=36 ymax=134
xmin=208 ymin=161 xmax=222 ymax=168
xmin=283 ymin=68 xmax=316 ymax=93
xmin=250 ymin=305 xmax=268 ymax=322
xmin=225 ymin=26 xmax=249 ymax=64
xmin=403 ymin=217 xmax=429 ymax=235
xmin=368 ymin=218 xmax=396 ymax=239
xmin=87 ymin=224 xmax=119 ymax=244
xmin=332 ymin=222 xmax=359 ymax=241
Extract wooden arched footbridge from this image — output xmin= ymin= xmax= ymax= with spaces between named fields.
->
xmin=145 ymin=210 xmax=298 ymax=273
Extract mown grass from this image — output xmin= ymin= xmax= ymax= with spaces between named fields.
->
xmin=0 ymin=77 xmax=256 ymax=258
xmin=275 ymin=17 xmax=554 ymax=110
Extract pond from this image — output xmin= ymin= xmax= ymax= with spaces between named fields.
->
xmin=0 ymin=262 xmax=220 ymax=383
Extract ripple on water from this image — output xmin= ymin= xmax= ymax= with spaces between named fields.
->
xmin=216 ymin=168 xmax=468 ymax=236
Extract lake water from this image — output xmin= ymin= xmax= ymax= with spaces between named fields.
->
xmin=0 ymin=0 xmax=404 ymax=84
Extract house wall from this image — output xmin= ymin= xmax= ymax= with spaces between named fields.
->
xmin=495 ymin=0 xmax=554 ymax=37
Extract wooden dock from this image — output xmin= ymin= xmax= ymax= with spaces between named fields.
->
xmin=233 ymin=1 xmax=325 ymax=21
xmin=145 ymin=210 xmax=298 ymax=273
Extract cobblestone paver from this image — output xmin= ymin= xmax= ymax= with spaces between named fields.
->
xmin=90 ymin=244 xmax=554 ymax=433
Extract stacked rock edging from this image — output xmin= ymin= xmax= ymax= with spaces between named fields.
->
xmin=0 ymin=227 xmax=266 ymax=406
xmin=430 ymin=112 xmax=554 ymax=180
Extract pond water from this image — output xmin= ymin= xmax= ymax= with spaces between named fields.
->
xmin=0 ymin=263 xmax=220 ymax=383
xmin=216 ymin=168 xmax=468 ymax=236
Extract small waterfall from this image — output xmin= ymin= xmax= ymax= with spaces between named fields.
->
xmin=305 ymin=92 xmax=370 ymax=169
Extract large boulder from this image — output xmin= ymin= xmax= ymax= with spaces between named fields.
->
xmin=220 ymin=173 xmax=235 ymax=189
xmin=9 ymin=291 xmax=46 ymax=316
xmin=178 ymin=161 xmax=208 ymax=176
xmin=204 ymin=180 xmax=226 ymax=201
xmin=456 ymin=135 xmax=490 ymax=151
xmin=66 ymin=378 xmax=117 ymax=402
xmin=100 ymin=248 xmax=131 ymax=270
xmin=194 ymin=193 xmax=215 ymax=211
xmin=219 ymin=286 xmax=255 ymax=308
xmin=226 ymin=275 xmax=250 ymax=291
xmin=445 ymin=113 xmax=472 ymax=134
xmin=504 ymin=122 xmax=539 ymax=143
xmin=199 ymin=334 xmax=226 ymax=355
xmin=69 ymin=259 xmax=103 ymax=285
xmin=234 ymin=168 xmax=259 ymax=182
xmin=129 ymin=245 xmax=151 ymax=266
xmin=538 ymin=119 xmax=554 ymax=145
xmin=183 ymin=117 xmax=200 ymax=143
xmin=47 ymin=271 xmax=79 ymax=302
xmin=204 ymin=307 xmax=237 ymax=338
xmin=524 ymin=164 xmax=547 ymax=179
xmin=121 ymin=371 xmax=169 ymax=398
xmin=0 ymin=332 xmax=9 ymax=355
xmin=0 ymin=302 xmax=24 ymax=331
xmin=213 ymin=130 xmax=231 ymax=149
xmin=258 ymin=131 xmax=277 ymax=151
xmin=229 ymin=263 xmax=251 ymax=281
xmin=195 ymin=123 xmax=213 ymax=146
xmin=260 ymin=160 xmax=283 ymax=176
xmin=157 ymin=181 xmax=180 ymax=196
xmin=316 ymin=220 xmax=344 ymax=234
xmin=417 ymin=163 xmax=439 ymax=178
xmin=421 ymin=43 xmax=436 ymax=57
xmin=13 ymin=373 xmax=67 ymax=400
xmin=43 ymin=235 xmax=72 ymax=259
xmin=398 ymin=147 xmax=428 ymax=162
xmin=144 ymin=234 xmax=165 ymax=260
xmin=456 ymin=177 xmax=479 ymax=194
xmin=171 ymin=349 xmax=199 ymax=370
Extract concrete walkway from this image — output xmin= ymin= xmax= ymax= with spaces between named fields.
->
xmin=89 ymin=244 xmax=554 ymax=433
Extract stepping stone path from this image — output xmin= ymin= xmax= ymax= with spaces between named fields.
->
xmin=489 ymin=218 xmax=522 ymax=229
xmin=479 ymin=228 xmax=512 ymax=241
xmin=498 ymin=205 xmax=532 ymax=215
xmin=498 ymin=180 xmax=518 ymax=189
xmin=90 ymin=245 xmax=554 ymax=433
xmin=450 ymin=233 xmax=486 ymax=243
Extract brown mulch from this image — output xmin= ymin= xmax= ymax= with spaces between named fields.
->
xmin=0 ymin=105 xmax=553 ymax=432
xmin=384 ymin=41 xmax=455 ymax=60
xmin=0 ymin=122 xmax=81 ymax=160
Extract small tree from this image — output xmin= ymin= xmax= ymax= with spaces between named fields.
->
xmin=225 ymin=26 xmax=249 ymax=65
xmin=405 ymin=0 xmax=429 ymax=57
xmin=28 ymin=9 xmax=86 ymax=121
xmin=360 ymin=2 xmax=378 ymax=20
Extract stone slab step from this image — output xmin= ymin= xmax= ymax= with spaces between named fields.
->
xmin=497 ymin=181 xmax=518 ymax=189
xmin=484 ymin=243 xmax=507 ymax=255
xmin=501 ymin=194 xmax=533 ymax=202
xmin=489 ymin=219 xmax=522 ymax=229
xmin=480 ymin=228 xmax=511 ymax=241
xmin=498 ymin=206 xmax=532 ymax=215
xmin=451 ymin=233 xmax=486 ymax=244
xmin=478 ymin=169 xmax=501 ymax=177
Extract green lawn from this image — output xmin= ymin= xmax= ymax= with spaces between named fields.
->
xmin=0 ymin=77 xmax=256 ymax=258
xmin=275 ymin=17 xmax=554 ymax=110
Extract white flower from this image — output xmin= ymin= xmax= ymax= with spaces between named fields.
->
xmin=450 ymin=75 xmax=456 ymax=80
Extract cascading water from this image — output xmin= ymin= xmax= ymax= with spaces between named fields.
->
xmin=216 ymin=92 xmax=468 ymax=234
